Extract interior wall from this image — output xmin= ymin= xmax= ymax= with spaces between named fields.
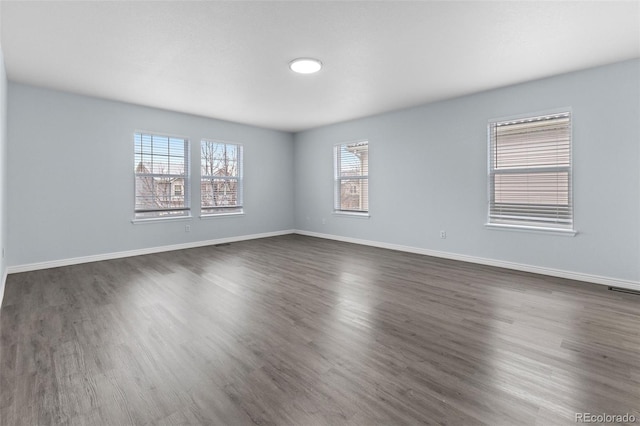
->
xmin=294 ymin=59 xmax=640 ymax=284
xmin=0 ymin=48 xmax=7 ymax=303
xmin=5 ymin=60 xmax=639 ymax=286
xmin=7 ymin=83 xmax=294 ymax=267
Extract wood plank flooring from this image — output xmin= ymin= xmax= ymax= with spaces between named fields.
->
xmin=1 ymin=234 xmax=639 ymax=425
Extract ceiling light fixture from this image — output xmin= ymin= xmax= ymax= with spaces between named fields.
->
xmin=289 ymin=58 xmax=322 ymax=74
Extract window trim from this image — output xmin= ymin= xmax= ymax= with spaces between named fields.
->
xmin=486 ymin=108 xmax=576 ymax=235
xmin=200 ymin=139 xmax=244 ymax=216
xmin=131 ymin=216 xmax=193 ymax=225
xmin=334 ymin=139 xmax=369 ymax=214
xmin=484 ymin=222 xmax=577 ymax=236
xmin=332 ymin=211 xmax=371 ymax=219
xmin=199 ymin=212 xmax=245 ymax=220
xmin=133 ymin=131 xmax=191 ymax=222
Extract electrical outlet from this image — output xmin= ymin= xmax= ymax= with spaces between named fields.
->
xmin=440 ymin=230 xmax=446 ymax=239
xmin=185 ymin=225 xmax=191 ymax=232
xmin=322 ymin=218 xmax=326 ymax=225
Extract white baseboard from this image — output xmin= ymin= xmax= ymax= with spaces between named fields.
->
xmin=6 ymin=229 xmax=295 ymax=274
xmin=0 ymin=268 xmax=7 ymax=309
xmin=294 ymin=229 xmax=640 ymax=292
xmin=5 ymin=228 xmax=639 ymax=293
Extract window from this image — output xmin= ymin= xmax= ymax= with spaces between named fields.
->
xmin=134 ymin=133 xmax=190 ymax=219
xmin=201 ymin=140 xmax=243 ymax=215
xmin=488 ymin=111 xmax=573 ymax=231
xmin=334 ymin=141 xmax=369 ymax=213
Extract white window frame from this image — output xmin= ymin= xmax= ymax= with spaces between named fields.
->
xmin=334 ymin=140 xmax=369 ymax=216
xmin=486 ymin=109 xmax=576 ymax=235
xmin=200 ymin=139 xmax=244 ymax=217
xmin=133 ymin=131 xmax=191 ymax=222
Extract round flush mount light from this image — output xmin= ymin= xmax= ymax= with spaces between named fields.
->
xmin=289 ymin=58 xmax=322 ymax=74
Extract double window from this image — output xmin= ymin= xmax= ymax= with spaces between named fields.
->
xmin=133 ymin=134 xmax=245 ymax=219
xmin=134 ymin=132 xmax=190 ymax=219
xmin=334 ymin=141 xmax=369 ymax=213
xmin=488 ymin=111 xmax=573 ymax=231
xmin=201 ymin=141 xmax=243 ymax=215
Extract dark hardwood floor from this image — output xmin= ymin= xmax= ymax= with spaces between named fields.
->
xmin=1 ymin=234 xmax=639 ymax=425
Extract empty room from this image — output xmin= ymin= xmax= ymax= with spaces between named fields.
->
xmin=1 ymin=1 xmax=639 ymax=425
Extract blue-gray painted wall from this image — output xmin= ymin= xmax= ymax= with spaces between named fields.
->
xmin=7 ymin=83 xmax=294 ymax=265
xmin=294 ymin=59 xmax=640 ymax=282
xmin=5 ymin=59 xmax=639 ymax=284
xmin=0 ymin=49 xmax=7 ymax=300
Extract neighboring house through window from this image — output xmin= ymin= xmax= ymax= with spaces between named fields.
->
xmin=201 ymin=140 xmax=243 ymax=215
xmin=134 ymin=132 xmax=190 ymax=219
xmin=334 ymin=141 xmax=369 ymax=213
xmin=488 ymin=111 xmax=573 ymax=232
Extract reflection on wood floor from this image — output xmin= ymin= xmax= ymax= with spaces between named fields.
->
xmin=1 ymin=234 xmax=639 ymax=425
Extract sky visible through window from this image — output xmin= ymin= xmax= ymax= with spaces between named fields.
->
xmin=135 ymin=133 xmax=187 ymax=176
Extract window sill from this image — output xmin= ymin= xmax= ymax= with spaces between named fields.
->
xmin=333 ymin=211 xmax=370 ymax=219
xmin=485 ymin=223 xmax=577 ymax=237
xmin=200 ymin=212 xmax=245 ymax=219
xmin=132 ymin=216 xmax=193 ymax=225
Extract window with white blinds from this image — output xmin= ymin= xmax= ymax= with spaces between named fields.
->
xmin=201 ymin=140 xmax=243 ymax=215
xmin=134 ymin=133 xmax=190 ymax=219
xmin=488 ymin=111 xmax=573 ymax=230
xmin=334 ymin=141 xmax=369 ymax=213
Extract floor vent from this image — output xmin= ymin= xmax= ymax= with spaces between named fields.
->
xmin=214 ymin=243 xmax=231 ymax=247
xmin=608 ymin=286 xmax=640 ymax=296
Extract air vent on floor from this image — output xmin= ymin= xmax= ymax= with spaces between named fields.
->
xmin=214 ymin=243 xmax=231 ymax=247
xmin=608 ymin=286 xmax=640 ymax=296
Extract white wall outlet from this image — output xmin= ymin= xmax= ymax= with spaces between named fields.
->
xmin=440 ymin=230 xmax=446 ymax=239
xmin=185 ymin=225 xmax=191 ymax=232
xmin=322 ymin=218 xmax=326 ymax=225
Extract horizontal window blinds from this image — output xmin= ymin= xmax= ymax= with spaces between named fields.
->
xmin=334 ymin=141 xmax=369 ymax=212
xmin=134 ymin=133 xmax=190 ymax=219
xmin=489 ymin=112 xmax=572 ymax=229
xmin=201 ymin=141 xmax=243 ymax=215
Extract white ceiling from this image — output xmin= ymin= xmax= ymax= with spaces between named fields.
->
xmin=1 ymin=1 xmax=639 ymax=132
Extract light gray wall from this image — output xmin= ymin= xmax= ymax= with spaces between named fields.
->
xmin=7 ymin=83 xmax=294 ymax=266
xmin=5 ymin=60 xmax=639 ymax=284
xmin=294 ymin=59 xmax=640 ymax=283
xmin=0 ymin=49 xmax=7 ymax=301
